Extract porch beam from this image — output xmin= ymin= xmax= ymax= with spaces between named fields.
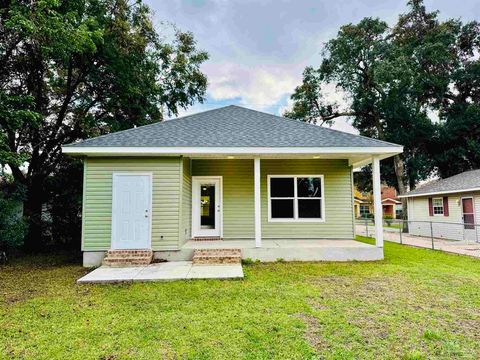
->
xmin=254 ymin=157 xmax=262 ymax=247
xmin=372 ymin=156 xmax=383 ymax=248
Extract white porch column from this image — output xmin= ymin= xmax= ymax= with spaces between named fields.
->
xmin=372 ymin=156 xmax=383 ymax=248
xmin=254 ymin=157 xmax=262 ymax=247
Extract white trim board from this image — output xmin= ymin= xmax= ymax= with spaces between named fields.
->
xmin=381 ymin=198 xmax=401 ymax=204
xmin=399 ymin=187 xmax=480 ymax=198
xmin=63 ymin=145 xmax=402 ymax=155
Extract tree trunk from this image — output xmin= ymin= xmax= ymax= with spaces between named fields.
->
xmin=23 ymin=180 xmax=45 ymax=252
xmin=393 ymin=154 xmax=409 ymax=232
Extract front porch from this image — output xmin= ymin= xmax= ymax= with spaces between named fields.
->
xmin=156 ymin=239 xmax=383 ymax=262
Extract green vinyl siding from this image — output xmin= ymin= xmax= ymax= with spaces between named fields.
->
xmin=82 ymin=157 xmax=355 ymax=251
xmin=82 ymin=157 xmax=182 ymax=251
xmin=180 ymin=157 xmax=192 ymax=244
xmin=192 ymin=159 xmax=254 ymax=238
xmin=191 ymin=159 xmax=354 ymax=239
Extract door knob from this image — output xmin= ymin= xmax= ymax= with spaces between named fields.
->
xmin=145 ymin=210 xmax=149 ymax=218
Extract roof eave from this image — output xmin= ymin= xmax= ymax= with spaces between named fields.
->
xmin=399 ymin=187 xmax=480 ymax=198
xmin=62 ymin=145 xmax=402 ymax=157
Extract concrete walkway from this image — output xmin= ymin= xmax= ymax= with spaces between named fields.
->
xmin=77 ymin=261 xmax=244 ymax=284
xmin=356 ymin=225 xmax=480 ymax=258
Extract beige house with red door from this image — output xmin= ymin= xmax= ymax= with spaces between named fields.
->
xmin=400 ymin=169 xmax=480 ymax=242
xmin=381 ymin=187 xmax=402 ymax=219
xmin=354 ymin=186 xmax=402 ymax=219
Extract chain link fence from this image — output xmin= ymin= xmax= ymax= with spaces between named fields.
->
xmin=355 ymin=218 xmax=480 ymax=254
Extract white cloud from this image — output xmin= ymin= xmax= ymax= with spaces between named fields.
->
xmin=203 ymin=62 xmax=301 ymax=110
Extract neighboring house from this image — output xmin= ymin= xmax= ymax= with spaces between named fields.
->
xmin=354 ymin=189 xmax=372 ymax=218
xmin=62 ymin=105 xmax=403 ymax=266
xmin=400 ymin=169 xmax=480 ymax=241
xmin=381 ymin=186 xmax=402 ymax=219
xmin=354 ymin=186 xmax=402 ymax=219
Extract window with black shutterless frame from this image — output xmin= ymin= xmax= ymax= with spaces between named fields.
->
xmin=268 ymin=175 xmax=324 ymax=222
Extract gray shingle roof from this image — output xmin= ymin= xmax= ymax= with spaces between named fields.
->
xmin=64 ymin=105 xmax=401 ymax=148
xmin=403 ymin=169 xmax=480 ymax=197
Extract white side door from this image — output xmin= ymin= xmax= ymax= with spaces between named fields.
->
xmin=192 ymin=177 xmax=222 ymax=237
xmin=111 ymin=173 xmax=152 ymax=249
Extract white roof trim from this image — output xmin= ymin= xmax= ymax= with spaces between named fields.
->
xmin=381 ymin=198 xmax=401 ymax=204
xmin=62 ymin=145 xmax=403 ymax=156
xmin=399 ymin=187 xmax=480 ymax=198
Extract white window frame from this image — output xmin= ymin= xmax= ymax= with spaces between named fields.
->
xmin=267 ymin=175 xmax=325 ymax=223
xmin=432 ymin=197 xmax=444 ymax=216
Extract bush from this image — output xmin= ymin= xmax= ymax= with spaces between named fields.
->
xmin=43 ymin=159 xmax=83 ymax=250
xmin=0 ymin=186 xmax=28 ymax=249
xmin=384 ymin=215 xmax=393 ymax=226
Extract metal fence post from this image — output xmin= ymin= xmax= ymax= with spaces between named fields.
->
xmin=365 ymin=217 xmax=369 ymax=238
xmin=399 ymin=220 xmax=402 ymax=244
xmin=430 ymin=221 xmax=434 ymax=250
xmin=476 ymin=224 xmax=479 ymax=244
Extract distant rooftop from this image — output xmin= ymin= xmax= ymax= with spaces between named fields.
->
xmin=401 ymin=169 xmax=480 ymax=197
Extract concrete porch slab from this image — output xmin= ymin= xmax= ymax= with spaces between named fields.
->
xmin=77 ymin=261 xmax=244 ymax=284
xmin=179 ymin=239 xmax=384 ymax=262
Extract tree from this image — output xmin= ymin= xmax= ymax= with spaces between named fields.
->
xmin=0 ymin=0 xmax=208 ymax=251
xmin=285 ymin=0 xmax=463 ymax=217
xmin=433 ymin=21 xmax=480 ymax=177
xmin=0 ymin=174 xmax=28 ymax=250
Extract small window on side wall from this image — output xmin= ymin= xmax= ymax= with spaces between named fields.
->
xmin=432 ymin=197 xmax=444 ymax=215
xmin=269 ymin=175 xmax=324 ymax=221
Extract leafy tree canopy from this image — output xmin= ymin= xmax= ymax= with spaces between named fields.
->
xmin=285 ymin=0 xmax=480 ymax=198
xmin=0 ymin=0 xmax=209 ymax=250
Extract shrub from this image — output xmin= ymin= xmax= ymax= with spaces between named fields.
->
xmin=384 ymin=215 xmax=393 ymax=226
xmin=0 ymin=187 xmax=28 ymax=249
xmin=242 ymin=258 xmax=254 ymax=265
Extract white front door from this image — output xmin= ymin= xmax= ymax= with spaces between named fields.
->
xmin=192 ymin=177 xmax=222 ymax=237
xmin=111 ymin=173 xmax=152 ymax=249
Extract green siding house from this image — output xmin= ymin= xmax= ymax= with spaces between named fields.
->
xmin=63 ymin=106 xmax=402 ymax=266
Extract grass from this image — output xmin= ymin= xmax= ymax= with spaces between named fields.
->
xmin=1 ymin=238 xmax=479 ymax=359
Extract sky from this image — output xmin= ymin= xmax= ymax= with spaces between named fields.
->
xmin=146 ymin=0 xmax=480 ymax=134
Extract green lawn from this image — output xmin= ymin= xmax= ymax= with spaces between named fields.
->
xmin=1 ymin=238 xmax=479 ymax=360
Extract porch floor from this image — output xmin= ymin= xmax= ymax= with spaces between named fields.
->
xmin=77 ymin=261 xmax=244 ymax=284
xmin=183 ymin=239 xmax=373 ymax=249
xmin=180 ymin=239 xmax=383 ymax=262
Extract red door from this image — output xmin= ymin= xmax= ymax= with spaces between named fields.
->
xmin=462 ymin=198 xmax=475 ymax=230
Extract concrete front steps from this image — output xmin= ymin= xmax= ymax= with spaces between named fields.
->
xmin=103 ymin=250 xmax=153 ymax=267
xmin=192 ymin=248 xmax=242 ymax=265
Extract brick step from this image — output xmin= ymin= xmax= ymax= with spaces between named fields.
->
xmin=103 ymin=258 xmax=152 ymax=266
xmin=103 ymin=250 xmax=153 ymax=267
xmin=193 ymin=249 xmax=241 ymax=256
xmin=192 ymin=248 xmax=242 ymax=265
xmin=107 ymin=250 xmax=152 ymax=256
xmin=192 ymin=237 xmax=223 ymax=241
xmin=104 ymin=253 xmax=152 ymax=259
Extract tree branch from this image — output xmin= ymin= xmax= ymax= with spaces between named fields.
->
xmin=321 ymin=111 xmax=358 ymax=121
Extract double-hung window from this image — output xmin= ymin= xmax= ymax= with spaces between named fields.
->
xmin=432 ymin=197 xmax=444 ymax=215
xmin=268 ymin=175 xmax=324 ymax=222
